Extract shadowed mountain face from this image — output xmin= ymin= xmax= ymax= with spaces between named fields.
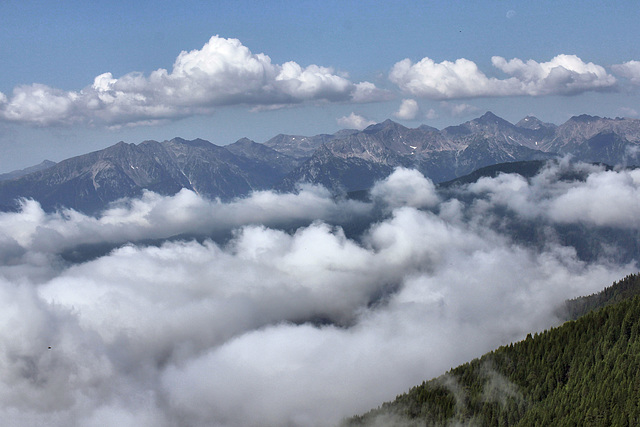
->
xmin=1 ymin=112 xmax=640 ymax=213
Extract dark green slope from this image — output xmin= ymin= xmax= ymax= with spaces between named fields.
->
xmin=347 ymin=274 xmax=640 ymax=426
xmin=563 ymin=273 xmax=640 ymax=321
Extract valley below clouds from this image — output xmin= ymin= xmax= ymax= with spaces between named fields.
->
xmin=0 ymin=161 xmax=637 ymax=426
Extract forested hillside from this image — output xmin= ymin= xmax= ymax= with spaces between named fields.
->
xmin=563 ymin=274 xmax=640 ymax=320
xmin=347 ymin=274 xmax=640 ymax=426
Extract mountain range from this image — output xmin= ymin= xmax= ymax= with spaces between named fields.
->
xmin=2 ymin=112 xmax=640 ymax=213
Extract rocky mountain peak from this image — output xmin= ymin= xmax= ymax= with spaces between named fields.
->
xmin=477 ymin=111 xmax=501 ymax=121
xmin=516 ymin=116 xmax=543 ymax=129
xmin=516 ymin=116 xmax=556 ymax=130
xmin=472 ymin=111 xmax=513 ymax=127
xmin=232 ymin=137 xmax=257 ymax=146
xmin=568 ymin=114 xmax=602 ymax=123
xmin=363 ymin=119 xmax=404 ymax=134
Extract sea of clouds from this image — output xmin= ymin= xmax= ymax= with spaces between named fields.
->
xmin=0 ymin=162 xmax=637 ymax=426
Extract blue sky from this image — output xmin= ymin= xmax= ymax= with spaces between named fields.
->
xmin=1 ymin=0 xmax=640 ymax=171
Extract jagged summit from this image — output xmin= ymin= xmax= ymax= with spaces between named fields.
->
xmin=469 ymin=111 xmax=514 ymax=127
xmin=362 ymin=119 xmax=404 ymax=133
xmin=475 ymin=111 xmax=507 ymax=123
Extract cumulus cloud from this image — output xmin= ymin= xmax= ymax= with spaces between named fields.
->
xmin=0 ymin=36 xmax=386 ymax=127
xmin=0 ymin=84 xmax=81 ymax=126
xmin=370 ymin=168 xmax=439 ymax=209
xmin=0 ymin=164 xmax=637 ymax=426
xmin=547 ymin=168 xmax=640 ymax=227
xmin=351 ymin=82 xmax=395 ymax=103
xmin=612 ymin=60 xmax=640 ymax=85
xmin=337 ymin=112 xmax=376 ymax=130
xmin=393 ymin=99 xmax=419 ymax=120
xmin=389 ymin=54 xmax=617 ymax=99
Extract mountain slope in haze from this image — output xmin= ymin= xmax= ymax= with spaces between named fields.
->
xmin=542 ymin=114 xmax=640 ymax=154
xmin=347 ymin=273 xmax=640 ymax=426
xmin=0 ymin=160 xmax=56 ymax=181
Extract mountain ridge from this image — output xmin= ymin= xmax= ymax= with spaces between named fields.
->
xmin=2 ymin=112 xmax=640 ymax=213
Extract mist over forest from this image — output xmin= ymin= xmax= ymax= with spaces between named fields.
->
xmin=0 ymin=160 xmax=638 ymax=426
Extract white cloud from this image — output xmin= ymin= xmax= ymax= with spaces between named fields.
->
xmin=0 ymin=164 xmax=637 ymax=426
xmin=370 ymin=168 xmax=439 ymax=209
xmin=393 ymin=99 xmax=419 ymax=120
xmin=0 ymin=185 xmax=369 ymax=255
xmin=351 ymin=82 xmax=394 ymax=103
xmin=390 ymin=57 xmax=511 ymax=99
xmin=547 ymin=168 xmax=640 ymax=227
xmin=491 ymin=54 xmax=616 ymax=95
xmin=337 ymin=112 xmax=376 ymax=130
xmin=440 ymin=101 xmax=480 ymax=117
xmin=465 ymin=161 xmax=640 ymax=229
xmin=0 ymin=36 xmax=385 ymax=127
xmin=0 ymin=84 xmax=80 ymax=126
xmin=390 ymin=54 xmax=617 ymax=99
xmin=612 ymin=60 xmax=640 ymax=85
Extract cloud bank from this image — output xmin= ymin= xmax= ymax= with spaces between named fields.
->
xmin=0 ymin=164 xmax=637 ymax=426
xmin=0 ymin=36 xmax=389 ymax=127
xmin=390 ymin=54 xmax=617 ymax=99
xmin=465 ymin=161 xmax=640 ymax=228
